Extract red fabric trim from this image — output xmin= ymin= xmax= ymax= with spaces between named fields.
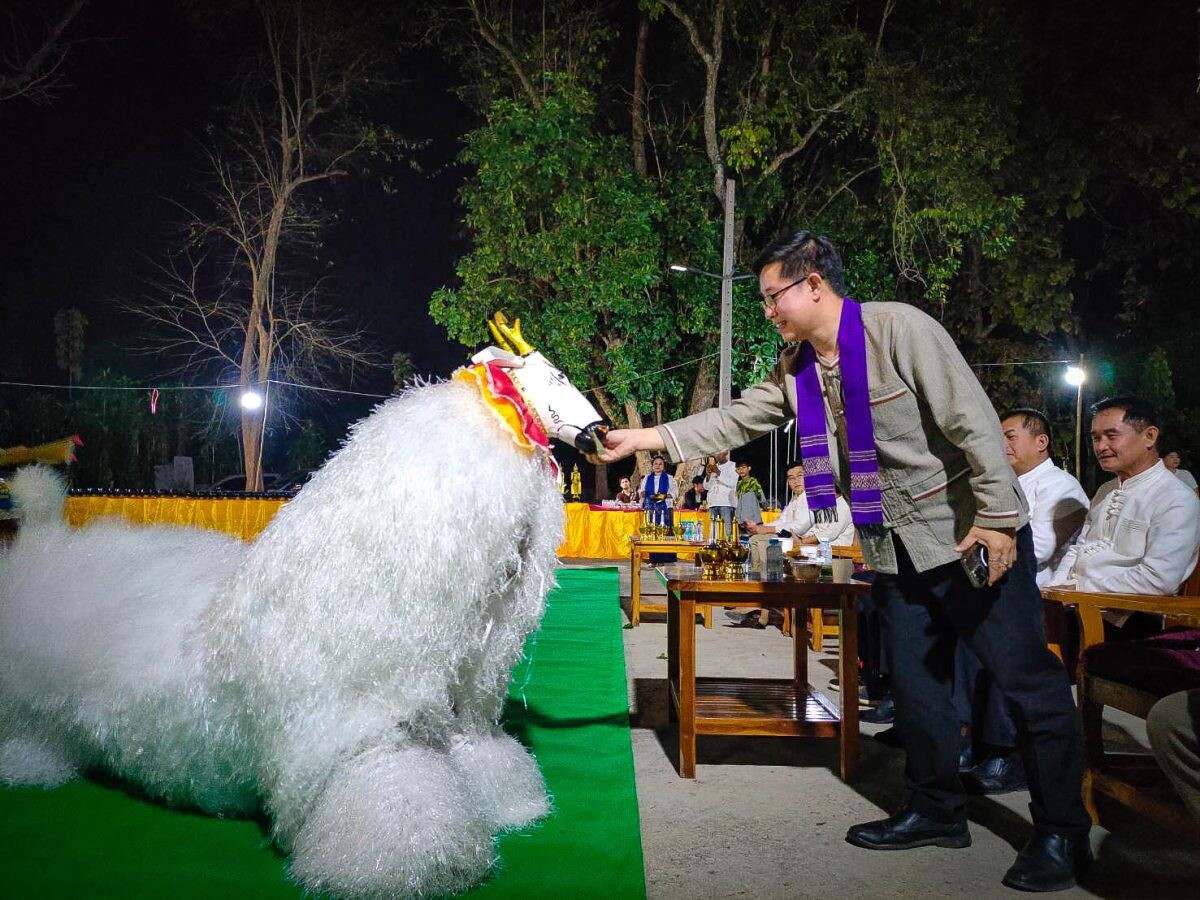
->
xmin=482 ymin=363 xmax=550 ymax=450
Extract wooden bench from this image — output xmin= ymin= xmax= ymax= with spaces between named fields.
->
xmin=1041 ymin=585 xmax=1200 ymax=841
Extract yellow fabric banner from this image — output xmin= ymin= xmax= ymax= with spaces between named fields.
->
xmin=65 ymin=496 xmax=287 ymax=542
xmin=557 ymin=504 xmax=779 ymax=559
xmin=64 ymin=496 xmax=777 ymax=558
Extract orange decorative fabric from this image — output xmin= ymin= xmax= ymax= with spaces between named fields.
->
xmin=453 ymin=362 xmax=550 ymax=457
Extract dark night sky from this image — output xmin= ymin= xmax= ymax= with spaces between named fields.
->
xmin=0 ymin=0 xmax=468 ymax=409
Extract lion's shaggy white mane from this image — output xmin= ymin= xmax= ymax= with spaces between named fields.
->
xmin=0 ymin=378 xmax=565 ymax=898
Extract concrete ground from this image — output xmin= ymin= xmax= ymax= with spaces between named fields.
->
xmin=560 ymin=559 xmax=1200 ymax=899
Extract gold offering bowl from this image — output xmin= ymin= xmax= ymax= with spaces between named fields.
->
xmin=697 ymin=545 xmax=723 ymax=578
xmin=721 ymin=542 xmax=749 ymax=578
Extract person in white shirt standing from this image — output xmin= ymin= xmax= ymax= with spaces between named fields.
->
xmin=1051 ymin=397 xmax=1200 ymax=599
xmin=957 ymin=409 xmax=1090 ymax=794
xmin=703 ymin=450 xmax=738 ymax=537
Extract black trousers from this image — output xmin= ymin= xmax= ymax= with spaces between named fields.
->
xmin=877 ymin=527 xmax=1090 ymax=835
xmin=954 ymin=642 xmax=1017 ymax=751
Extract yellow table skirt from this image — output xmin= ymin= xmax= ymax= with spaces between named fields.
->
xmin=558 ymin=504 xmax=779 ymax=559
xmin=65 ymin=496 xmax=288 ymax=543
xmin=64 ymin=496 xmax=777 ymax=559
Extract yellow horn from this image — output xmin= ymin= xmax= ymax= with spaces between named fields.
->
xmin=489 ymin=311 xmax=534 ymax=356
xmin=487 ymin=316 xmax=515 ymax=354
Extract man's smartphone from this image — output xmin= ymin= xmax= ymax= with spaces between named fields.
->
xmin=961 ymin=543 xmax=989 ymax=589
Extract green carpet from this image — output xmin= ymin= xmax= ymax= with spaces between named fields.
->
xmin=0 ymin=567 xmax=645 ymax=899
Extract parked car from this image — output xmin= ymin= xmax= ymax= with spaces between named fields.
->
xmin=201 ymin=473 xmax=281 ymax=493
xmin=273 ymin=469 xmax=315 ymax=494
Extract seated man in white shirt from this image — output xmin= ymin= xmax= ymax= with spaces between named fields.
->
xmin=957 ymin=408 xmax=1091 ymax=794
xmin=732 ymin=461 xmax=854 ymax=628
xmin=1003 ymin=408 xmax=1090 ymax=586
xmin=745 ymin=460 xmax=854 ymax=556
xmin=1051 ymin=396 xmax=1200 ymax=599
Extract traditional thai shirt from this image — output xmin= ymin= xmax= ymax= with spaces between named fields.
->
xmin=654 ymin=302 xmax=1027 ymax=574
xmin=1050 ymin=460 xmax=1200 ymax=594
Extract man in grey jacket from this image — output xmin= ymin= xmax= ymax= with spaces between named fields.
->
xmin=596 ymin=231 xmax=1090 ymax=892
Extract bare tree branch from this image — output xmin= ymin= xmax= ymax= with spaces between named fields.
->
xmin=0 ymin=0 xmax=87 ymax=107
xmin=466 ymin=0 xmax=539 ymax=107
xmin=761 ymin=87 xmax=864 ymax=177
xmin=660 ymin=0 xmax=727 ymax=202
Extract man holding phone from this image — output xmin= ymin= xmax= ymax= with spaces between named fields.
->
xmin=594 ymin=231 xmax=1089 ymax=892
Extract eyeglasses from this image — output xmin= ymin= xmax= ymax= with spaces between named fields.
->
xmin=761 ymin=277 xmax=806 ymax=311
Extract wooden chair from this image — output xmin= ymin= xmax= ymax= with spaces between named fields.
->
xmin=799 ymin=539 xmax=866 ymax=648
xmin=1041 ymin=579 xmax=1200 ymax=841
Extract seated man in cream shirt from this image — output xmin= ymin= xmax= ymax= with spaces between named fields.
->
xmin=1050 ymin=396 xmax=1200 ymax=603
xmin=744 ymin=460 xmax=854 ymax=561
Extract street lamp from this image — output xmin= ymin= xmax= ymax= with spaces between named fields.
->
xmin=1066 ymin=355 xmax=1086 ymax=481
xmin=668 ymin=263 xmax=757 ymax=409
xmin=240 ymin=389 xmax=264 ymax=411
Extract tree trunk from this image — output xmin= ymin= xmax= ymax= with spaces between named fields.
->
xmin=631 ymin=13 xmax=649 ymax=178
xmin=241 ymin=411 xmax=262 ymax=491
xmin=593 ymin=461 xmax=609 ymax=500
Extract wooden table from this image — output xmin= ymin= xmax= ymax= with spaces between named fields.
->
xmin=660 ymin=563 xmax=871 ymax=780
xmin=629 ymin=536 xmax=711 ymax=627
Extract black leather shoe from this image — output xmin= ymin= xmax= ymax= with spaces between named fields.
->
xmin=1002 ymin=832 xmax=1091 ymax=892
xmin=873 ymin=725 xmax=904 ymax=747
xmin=860 ymin=696 xmax=895 ymax=724
xmin=963 ymin=753 xmax=1027 ymax=794
xmin=846 ymin=809 xmax=971 ymax=851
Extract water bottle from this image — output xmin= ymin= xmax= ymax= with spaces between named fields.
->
xmin=765 ymin=538 xmax=784 ymax=579
xmin=818 ymin=539 xmax=833 ymax=580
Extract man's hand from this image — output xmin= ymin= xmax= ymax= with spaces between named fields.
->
xmin=588 ymin=427 xmax=666 ymax=464
xmin=744 ymin=521 xmax=773 ymax=536
xmin=955 ymin=526 xmax=1017 ymax=587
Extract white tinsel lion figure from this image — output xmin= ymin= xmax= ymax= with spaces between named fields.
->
xmin=0 ymin=313 xmax=608 ymax=899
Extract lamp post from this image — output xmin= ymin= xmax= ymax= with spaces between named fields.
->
xmin=1065 ymin=355 xmax=1086 ymax=481
xmin=668 ymin=263 xmax=757 ymax=409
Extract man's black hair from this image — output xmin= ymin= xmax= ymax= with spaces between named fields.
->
xmin=752 ymin=230 xmax=846 ymax=295
xmin=1089 ymin=396 xmax=1160 ymax=434
xmin=785 ymin=459 xmax=804 ymax=471
xmin=691 ymin=475 xmax=705 ymax=485
xmin=1000 ymin=407 xmax=1053 ymax=446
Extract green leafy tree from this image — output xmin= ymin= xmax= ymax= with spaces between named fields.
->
xmin=431 ymin=78 xmax=777 ymax=462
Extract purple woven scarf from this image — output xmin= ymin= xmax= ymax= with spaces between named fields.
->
xmin=794 ymin=298 xmax=885 ymax=528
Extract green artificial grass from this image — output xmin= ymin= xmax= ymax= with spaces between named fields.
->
xmin=0 ymin=566 xmax=645 ymax=899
